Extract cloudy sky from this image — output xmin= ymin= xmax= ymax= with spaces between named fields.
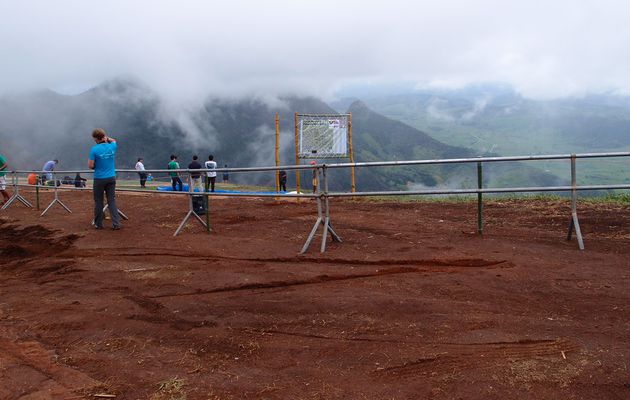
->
xmin=1 ymin=0 xmax=630 ymax=100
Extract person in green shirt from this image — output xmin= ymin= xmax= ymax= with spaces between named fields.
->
xmin=0 ymin=153 xmax=11 ymax=204
xmin=168 ymin=154 xmax=183 ymax=191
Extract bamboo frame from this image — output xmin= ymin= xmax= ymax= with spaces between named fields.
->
xmin=275 ymin=113 xmax=280 ymax=192
xmin=294 ymin=112 xmax=301 ymax=194
xmin=348 ymin=113 xmax=356 ymax=193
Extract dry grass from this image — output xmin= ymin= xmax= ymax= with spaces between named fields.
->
xmin=150 ymin=377 xmax=187 ymax=400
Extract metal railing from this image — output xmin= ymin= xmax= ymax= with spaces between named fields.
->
xmin=1 ymin=151 xmax=628 ymax=252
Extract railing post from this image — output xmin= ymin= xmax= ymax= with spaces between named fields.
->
xmin=41 ymin=171 xmax=71 ymax=215
xmin=205 ymin=174 xmax=211 ymax=233
xmin=35 ymin=174 xmax=40 ymax=210
xmin=294 ymin=112 xmax=301 ymax=195
xmin=477 ymin=160 xmax=483 ymax=235
xmin=301 ymin=166 xmax=323 ymax=254
xmin=322 ymin=164 xmax=341 ymax=250
xmin=1 ymin=171 xmax=34 ymax=210
xmin=174 ymin=172 xmax=207 ymax=236
xmin=567 ymin=154 xmax=584 ymax=250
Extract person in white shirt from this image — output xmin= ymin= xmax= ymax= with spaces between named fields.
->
xmin=204 ymin=154 xmax=217 ymax=192
xmin=135 ymin=157 xmax=147 ymax=188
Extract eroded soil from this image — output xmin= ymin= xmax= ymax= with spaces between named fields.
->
xmin=1 ymin=189 xmax=629 ymax=399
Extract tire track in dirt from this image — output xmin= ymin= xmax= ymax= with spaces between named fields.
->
xmin=374 ymin=338 xmax=579 ymax=378
xmin=0 ymin=338 xmax=104 ymax=397
xmin=57 ymin=247 xmax=509 ymax=269
xmin=123 ymin=293 xmax=217 ymax=331
xmin=150 ymin=266 xmax=420 ymax=298
xmin=239 ymin=329 xmax=575 ymax=349
xmin=149 ymin=263 xmax=508 ymax=299
xmin=240 ymin=328 xmax=418 ymax=344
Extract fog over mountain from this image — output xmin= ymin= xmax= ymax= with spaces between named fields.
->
xmin=332 ymin=82 xmax=630 ymax=154
xmin=0 ymin=77 xmax=569 ymax=191
xmin=1 ymin=1 xmax=629 ymax=190
xmin=3 ymin=1 xmax=630 ymax=101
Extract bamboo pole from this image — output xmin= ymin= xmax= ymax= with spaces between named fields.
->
xmin=275 ymin=113 xmax=280 ymax=192
xmin=294 ymin=112 xmax=301 ymax=194
xmin=348 ymin=113 xmax=356 ymax=193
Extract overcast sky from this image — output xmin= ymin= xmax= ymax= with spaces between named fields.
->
xmin=2 ymin=0 xmax=630 ymax=100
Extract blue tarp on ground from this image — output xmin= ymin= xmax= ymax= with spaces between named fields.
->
xmin=156 ymin=186 xmax=285 ymax=195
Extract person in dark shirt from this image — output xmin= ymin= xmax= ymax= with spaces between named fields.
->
xmin=188 ymin=155 xmax=203 ymax=192
xmin=279 ymin=170 xmax=287 ymax=192
xmin=222 ymin=164 xmax=229 ymax=183
xmin=74 ymin=173 xmax=87 ymax=188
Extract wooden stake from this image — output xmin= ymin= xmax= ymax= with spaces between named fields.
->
xmin=348 ymin=113 xmax=356 ymax=193
xmin=275 ymin=112 xmax=280 ymax=193
xmin=294 ymin=112 xmax=301 ymax=194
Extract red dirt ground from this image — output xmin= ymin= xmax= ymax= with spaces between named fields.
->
xmin=1 ymin=188 xmax=629 ymax=399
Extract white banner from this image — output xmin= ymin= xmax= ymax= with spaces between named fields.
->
xmin=298 ymin=115 xmax=349 ymax=158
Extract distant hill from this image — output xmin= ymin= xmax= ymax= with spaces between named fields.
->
xmin=348 ymin=100 xmax=472 ymax=189
xmin=331 ymin=83 xmax=630 ymax=185
xmin=0 ymin=78 xmax=563 ymax=192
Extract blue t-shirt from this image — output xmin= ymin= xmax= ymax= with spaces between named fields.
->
xmin=89 ymin=142 xmax=117 ymax=179
xmin=43 ymin=160 xmax=56 ymax=172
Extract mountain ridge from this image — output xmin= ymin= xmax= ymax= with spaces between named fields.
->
xmin=0 ymin=78 xmax=566 ymax=190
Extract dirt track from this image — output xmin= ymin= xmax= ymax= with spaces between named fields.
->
xmin=1 ymin=189 xmax=629 ymax=399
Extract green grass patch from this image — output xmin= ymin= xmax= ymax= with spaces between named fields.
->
xmin=583 ymin=192 xmax=630 ymax=204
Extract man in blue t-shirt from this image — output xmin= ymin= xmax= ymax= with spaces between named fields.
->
xmin=88 ymin=128 xmax=120 ymax=230
xmin=42 ymin=159 xmax=58 ymax=185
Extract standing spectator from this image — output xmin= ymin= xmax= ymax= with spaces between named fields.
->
xmin=168 ymin=154 xmax=183 ymax=191
xmin=222 ymin=164 xmax=229 ymax=183
xmin=88 ymin=128 xmax=120 ymax=230
xmin=278 ymin=170 xmax=287 ymax=192
xmin=205 ymin=155 xmax=217 ymax=192
xmin=188 ymin=155 xmax=203 ymax=192
xmin=0 ymin=153 xmax=11 ymax=204
xmin=135 ymin=157 xmax=148 ymax=188
xmin=42 ymin=159 xmax=58 ymax=185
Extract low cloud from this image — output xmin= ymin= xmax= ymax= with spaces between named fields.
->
xmin=2 ymin=1 xmax=630 ymax=101
xmin=462 ymin=97 xmax=490 ymax=120
xmin=426 ymin=99 xmax=455 ymax=122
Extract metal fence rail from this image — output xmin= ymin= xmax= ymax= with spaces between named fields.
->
xmin=1 ymin=151 xmax=629 ymax=252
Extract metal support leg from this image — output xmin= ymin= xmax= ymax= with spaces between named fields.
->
xmin=566 ymin=155 xmax=584 ymax=250
xmin=301 ymin=167 xmax=323 ymax=254
xmin=103 ymin=203 xmax=129 ymax=220
xmin=40 ymin=174 xmax=71 ymax=216
xmin=91 ymin=196 xmax=128 ymax=226
xmin=567 ymin=212 xmax=584 ymax=250
xmin=321 ymin=166 xmax=342 ymax=253
xmin=173 ymin=175 xmax=207 ymax=236
xmin=301 ymin=214 xmax=323 ymax=254
xmin=477 ymin=160 xmax=484 ymax=235
xmin=1 ymin=172 xmax=33 ymax=210
xmin=301 ymin=166 xmax=342 ymax=254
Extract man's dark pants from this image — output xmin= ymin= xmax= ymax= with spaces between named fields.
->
xmin=93 ymin=177 xmax=120 ymax=228
xmin=208 ymin=176 xmax=216 ymax=192
xmin=172 ymin=176 xmax=183 ymax=191
xmin=139 ymin=172 xmax=147 ymax=187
